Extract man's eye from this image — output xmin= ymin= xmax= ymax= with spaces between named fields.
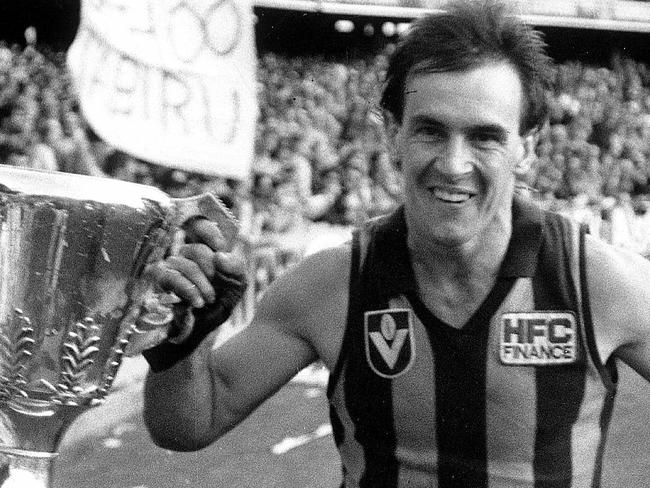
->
xmin=414 ymin=126 xmax=444 ymax=140
xmin=472 ymin=132 xmax=502 ymax=146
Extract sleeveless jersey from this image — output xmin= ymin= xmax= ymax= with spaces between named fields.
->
xmin=327 ymin=197 xmax=617 ymax=488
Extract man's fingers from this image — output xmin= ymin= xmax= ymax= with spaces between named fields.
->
xmin=184 ymin=218 xmax=229 ymax=251
xmin=145 ymin=259 xmax=214 ymax=308
xmin=167 ymin=308 xmax=195 ymax=344
xmin=179 ymin=244 xmax=216 ymax=280
xmin=213 ymin=250 xmax=247 ymax=280
xmin=166 ymin=256 xmax=216 ymax=305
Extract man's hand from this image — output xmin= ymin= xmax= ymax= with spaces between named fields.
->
xmin=141 ymin=218 xmax=248 ymax=372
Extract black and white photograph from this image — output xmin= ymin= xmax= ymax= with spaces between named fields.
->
xmin=0 ymin=1 xmax=648 ymax=487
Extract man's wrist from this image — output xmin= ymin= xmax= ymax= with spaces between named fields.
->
xmin=142 ymin=327 xmax=210 ymax=373
xmin=141 ymin=261 xmax=247 ymax=372
xmin=142 ymin=307 xmax=212 ymax=372
xmin=142 ymin=298 xmax=236 ymax=372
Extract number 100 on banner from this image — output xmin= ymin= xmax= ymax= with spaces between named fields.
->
xmin=67 ymin=0 xmax=257 ymax=180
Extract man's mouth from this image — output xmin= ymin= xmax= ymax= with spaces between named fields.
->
xmin=432 ymin=187 xmax=475 ymax=203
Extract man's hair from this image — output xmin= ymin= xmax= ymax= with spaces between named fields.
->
xmin=380 ymin=0 xmax=554 ymax=134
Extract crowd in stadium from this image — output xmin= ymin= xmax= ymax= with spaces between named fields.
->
xmin=1 ymin=37 xmax=650 ymax=258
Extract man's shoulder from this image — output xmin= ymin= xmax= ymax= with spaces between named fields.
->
xmin=356 ymin=206 xmax=406 ymax=248
xmin=260 ymin=243 xmax=352 ymax=312
xmin=293 ymin=244 xmax=352 ymax=283
xmin=584 ymin=231 xmax=650 ymax=365
xmin=364 ymin=206 xmax=404 ymax=229
xmin=585 ymin=233 xmax=650 ymax=297
xmin=254 ymin=243 xmax=352 ymax=363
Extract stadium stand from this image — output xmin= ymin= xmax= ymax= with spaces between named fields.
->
xmin=0 ymin=1 xmax=649 ymax=291
xmin=1 ymin=4 xmax=648 ymax=486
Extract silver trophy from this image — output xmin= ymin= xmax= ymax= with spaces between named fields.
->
xmin=0 ymin=165 xmax=237 ymax=487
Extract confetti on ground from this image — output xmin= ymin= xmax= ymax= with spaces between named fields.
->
xmin=291 ymin=364 xmax=329 ymax=387
xmin=271 ymin=424 xmax=333 ymax=455
xmin=102 ymin=437 xmax=123 ymax=449
xmin=112 ymin=422 xmax=138 ymax=437
xmin=304 ymin=387 xmax=322 ymax=398
xmin=101 ymin=247 xmax=111 ymax=262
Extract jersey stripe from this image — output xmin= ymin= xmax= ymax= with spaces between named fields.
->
xmin=486 ymin=278 xmax=537 ymax=488
xmin=329 ymin=230 xmax=371 ymax=487
xmin=590 ymin=392 xmax=615 ymax=488
xmin=389 ymin=296 xmax=438 ymax=487
xmin=342 ymin=229 xmax=400 ymax=487
xmin=532 ymin=213 xmax=587 ymax=487
xmin=330 ymin=376 xmax=368 ymax=486
xmin=409 ymin=277 xmax=515 ymax=488
xmin=578 ymin=226 xmax=617 ymax=391
xmin=577 ymin=225 xmax=617 ymax=488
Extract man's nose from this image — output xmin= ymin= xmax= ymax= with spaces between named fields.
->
xmin=435 ymin=136 xmax=473 ymax=176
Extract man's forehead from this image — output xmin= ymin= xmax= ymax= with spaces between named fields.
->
xmin=404 ymin=61 xmax=523 ymax=94
xmin=402 ymin=62 xmax=525 ymax=130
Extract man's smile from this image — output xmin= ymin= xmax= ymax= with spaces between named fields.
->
xmin=430 ymin=186 xmax=477 ymax=204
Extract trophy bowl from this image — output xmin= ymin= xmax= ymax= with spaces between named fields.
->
xmin=0 ymin=165 xmax=236 ymax=487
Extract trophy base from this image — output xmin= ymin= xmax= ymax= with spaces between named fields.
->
xmin=0 ymin=447 xmax=57 ymax=488
xmin=6 ymin=399 xmax=58 ymax=418
xmin=0 ymin=397 xmax=97 ymax=488
xmin=0 ymin=402 xmax=83 ymax=453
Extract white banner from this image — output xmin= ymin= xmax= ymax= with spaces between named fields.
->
xmin=67 ymin=0 xmax=257 ymax=180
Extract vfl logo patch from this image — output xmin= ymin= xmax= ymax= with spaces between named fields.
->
xmin=500 ymin=312 xmax=578 ymax=366
xmin=365 ymin=309 xmax=415 ymax=378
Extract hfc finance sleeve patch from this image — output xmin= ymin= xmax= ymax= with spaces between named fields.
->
xmin=499 ymin=311 xmax=578 ymax=366
xmin=365 ymin=309 xmax=415 ymax=378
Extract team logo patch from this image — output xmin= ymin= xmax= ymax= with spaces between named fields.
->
xmin=365 ymin=309 xmax=415 ymax=378
xmin=499 ymin=312 xmax=578 ymax=366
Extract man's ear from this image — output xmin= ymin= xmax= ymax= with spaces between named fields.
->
xmin=383 ymin=110 xmax=402 ymax=170
xmin=514 ymin=129 xmax=538 ymax=176
xmin=384 ymin=110 xmax=399 ymax=140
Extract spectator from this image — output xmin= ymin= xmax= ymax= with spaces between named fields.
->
xmin=0 ymin=37 xmax=650 ymax=246
xmin=28 ymin=118 xmax=58 ymax=171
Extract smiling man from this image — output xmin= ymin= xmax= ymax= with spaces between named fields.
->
xmin=140 ymin=1 xmax=650 ymax=487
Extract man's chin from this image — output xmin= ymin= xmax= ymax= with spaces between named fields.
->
xmin=426 ymin=225 xmax=478 ymax=248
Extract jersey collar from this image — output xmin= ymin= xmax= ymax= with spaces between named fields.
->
xmin=369 ymin=196 xmax=543 ymax=297
xmin=498 ymin=196 xmax=543 ymax=278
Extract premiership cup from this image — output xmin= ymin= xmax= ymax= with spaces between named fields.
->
xmin=0 ymin=166 xmax=237 ymax=487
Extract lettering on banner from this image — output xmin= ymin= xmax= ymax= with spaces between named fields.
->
xmin=85 ymin=0 xmax=241 ymax=63
xmin=70 ymin=0 xmax=255 ymax=177
xmin=76 ymin=8 xmax=243 ymax=143
xmin=167 ymin=0 xmax=241 ymax=61
xmin=86 ymin=0 xmax=156 ymax=36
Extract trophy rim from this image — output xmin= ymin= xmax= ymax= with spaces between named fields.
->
xmin=0 ymin=165 xmax=169 ymax=206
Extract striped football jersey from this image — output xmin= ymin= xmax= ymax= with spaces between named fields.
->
xmin=327 ymin=197 xmax=617 ymax=488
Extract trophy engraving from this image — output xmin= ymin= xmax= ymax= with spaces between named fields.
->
xmin=0 ymin=166 xmax=237 ymax=487
xmin=0 ymin=310 xmax=36 ymax=403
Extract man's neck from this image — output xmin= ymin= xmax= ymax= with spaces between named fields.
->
xmin=407 ymin=213 xmax=513 ymax=327
xmin=408 ymin=213 xmax=512 ymax=283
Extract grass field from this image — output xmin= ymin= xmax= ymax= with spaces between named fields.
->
xmin=53 ymin=358 xmax=650 ymax=488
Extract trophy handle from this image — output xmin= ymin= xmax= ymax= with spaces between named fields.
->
xmin=124 ymin=193 xmax=239 ymax=355
xmin=170 ymin=193 xmax=239 ymax=251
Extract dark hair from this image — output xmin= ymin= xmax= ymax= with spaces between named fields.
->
xmin=380 ymin=0 xmax=554 ymax=134
xmin=102 ymin=150 xmax=132 ymax=177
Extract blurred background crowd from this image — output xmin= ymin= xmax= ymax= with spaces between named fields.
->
xmin=1 ymin=28 xmax=650 ymax=290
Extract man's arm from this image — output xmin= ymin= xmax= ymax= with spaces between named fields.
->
xmin=142 ymin=243 xmax=350 ymax=451
xmin=587 ymin=234 xmax=650 ymax=380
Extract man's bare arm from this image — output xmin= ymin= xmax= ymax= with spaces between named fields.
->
xmin=587 ymin=234 xmax=650 ymax=381
xmin=142 ymin=244 xmax=350 ymax=451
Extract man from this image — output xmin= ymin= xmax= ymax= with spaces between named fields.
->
xmin=141 ymin=1 xmax=650 ymax=486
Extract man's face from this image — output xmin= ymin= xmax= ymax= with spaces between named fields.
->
xmin=393 ymin=62 xmax=531 ymax=247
